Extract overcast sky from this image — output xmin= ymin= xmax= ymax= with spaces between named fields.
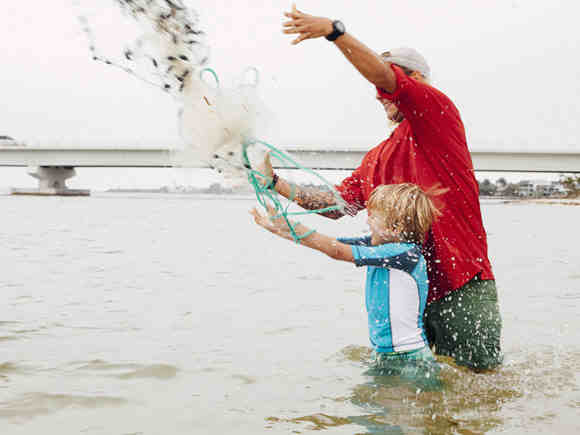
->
xmin=1 ymin=1 xmax=579 ymax=188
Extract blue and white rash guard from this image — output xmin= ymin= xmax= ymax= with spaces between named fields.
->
xmin=339 ymin=236 xmax=429 ymax=353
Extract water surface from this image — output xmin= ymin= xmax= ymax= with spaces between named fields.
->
xmin=0 ymin=194 xmax=578 ymax=434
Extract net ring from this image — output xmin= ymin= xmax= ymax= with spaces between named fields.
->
xmin=241 ymin=66 xmax=260 ymax=88
xmin=199 ymin=67 xmax=220 ymax=88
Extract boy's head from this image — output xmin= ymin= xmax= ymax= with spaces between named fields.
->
xmin=367 ymin=183 xmax=440 ymax=245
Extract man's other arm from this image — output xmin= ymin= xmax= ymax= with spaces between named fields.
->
xmin=275 ymin=177 xmax=345 ymax=220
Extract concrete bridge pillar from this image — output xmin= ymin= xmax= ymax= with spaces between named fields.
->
xmin=11 ymin=166 xmax=90 ymax=196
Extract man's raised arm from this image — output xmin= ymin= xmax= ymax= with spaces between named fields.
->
xmin=282 ymin=4 xmax=397 ymax=92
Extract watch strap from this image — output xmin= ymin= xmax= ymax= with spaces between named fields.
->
xmin=325 ymin=20 xmax=345 ymax=42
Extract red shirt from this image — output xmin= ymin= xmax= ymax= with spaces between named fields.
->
xmin=336 ymin=64 xmax=494 ymax=303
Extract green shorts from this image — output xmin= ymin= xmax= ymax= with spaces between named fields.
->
xmin=423 ymin=277 xmax=503 ymax=371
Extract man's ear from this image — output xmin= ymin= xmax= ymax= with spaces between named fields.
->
xmin=409 ymin=71 xmax=421 ymax=80
xmin=410 ymin=71 xmax=426 ymax=82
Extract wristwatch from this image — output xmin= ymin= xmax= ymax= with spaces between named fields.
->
xmin=325 ymin=20 xmax=345 ymax=42
xmin=266 ymin=173 xmax=279 ymax=190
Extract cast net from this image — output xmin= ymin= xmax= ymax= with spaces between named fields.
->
xmin=76 ymin=0 xmax=346 ymax=240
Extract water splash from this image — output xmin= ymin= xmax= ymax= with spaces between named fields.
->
xmin=267 ymin=345 xmax=580 ymax=434
xmin=75 ymin=0 xmax=269 ymax=183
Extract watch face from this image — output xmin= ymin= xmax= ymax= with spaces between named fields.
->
xmin=335 ymin=21 xmax=345 ymax=33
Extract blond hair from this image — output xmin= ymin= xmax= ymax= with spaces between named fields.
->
xmin=367 ymin=183 xmax=441 ymax=244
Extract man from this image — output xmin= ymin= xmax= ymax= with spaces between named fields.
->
xmin=259 ymin=5 xmax=502 ymax=370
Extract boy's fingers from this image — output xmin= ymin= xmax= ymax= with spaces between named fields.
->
xmin=250 ymin=208 xmax=267 ymax=226
xmin=266 ymin=204 xmax=277 ymax=216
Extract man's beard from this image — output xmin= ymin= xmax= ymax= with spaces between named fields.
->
xmin=387 ymin=117 xmax=403 ymax=128
xmin=385 ymin=106 xmax=404 ymax=128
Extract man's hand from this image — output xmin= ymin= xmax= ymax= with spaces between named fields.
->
xmin=255 ymin=151 xmax=274 ymax=187
xmin=282 ymin=4 xmax=333 ymax=45
xmin=250 ymin=204 xmax=295 ymax=241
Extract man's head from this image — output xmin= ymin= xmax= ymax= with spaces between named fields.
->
xmin=377 ymin=47 xmax=431 ymax=125
xmin=382 ymin=47 xmax=431 ymax=80
xmin=366 ymin=183 xmax=440 ymax=245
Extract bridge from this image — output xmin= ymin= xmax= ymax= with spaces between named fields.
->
xmin=0 ymin=144 xmax=579 ymax=195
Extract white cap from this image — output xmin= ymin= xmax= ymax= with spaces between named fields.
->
xmin=383 ymin=47 xmax=431 ymax=80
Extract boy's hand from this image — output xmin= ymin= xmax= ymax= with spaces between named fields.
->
xmin=251 ymin=205 xmax=355 ymax=263
xmin=250 ymin=205 xmax=295 ymax=241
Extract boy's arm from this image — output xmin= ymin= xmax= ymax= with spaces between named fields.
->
xmin=250 ymin=206 xmax=354 ymax=263
xmin=337 ymin=236 xmax=372 ymax=246
xmin=292 ymin=223 xmax=354 ymax=262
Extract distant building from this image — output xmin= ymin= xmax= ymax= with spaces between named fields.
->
xmin=516 ymin=179 xmax=566 ymax=197
xmin=516 ymin=180 xmax=535 ymax=197
xmin=536 ymin=181 xmax=566 ymax=196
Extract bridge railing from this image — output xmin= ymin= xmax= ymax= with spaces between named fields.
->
xmin=1 ymin=145 xmax=578 ymax=195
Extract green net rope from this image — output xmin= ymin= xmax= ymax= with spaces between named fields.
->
xmin=199 ymin=67 xmax=344 ymax=243
xmin=241 ymin=138 xmax=344 ymax=243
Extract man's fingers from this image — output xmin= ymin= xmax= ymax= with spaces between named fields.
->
xmin=286 ymin=3 xmax=302 ymax=17
xmin=283 ymin=25 xmax=310 ymax=35
xmin=263 ymin=151 xmax=272 ymax=172
xmin=292 ymin=33 xmax=313 ymax=45
xmin=292 ymin=3 xmax=305 ymax=16
xmin=284 ymin=11 xmax=301 ymax=19
xmin=282 ymin=19 xmax=303 ymax=27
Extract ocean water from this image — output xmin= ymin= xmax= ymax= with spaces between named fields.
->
xmin=0 ymin=194 xmax=578 ymax=434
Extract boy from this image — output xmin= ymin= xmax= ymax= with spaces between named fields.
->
xmin=250 ymin=183 xmax=440 ymax=377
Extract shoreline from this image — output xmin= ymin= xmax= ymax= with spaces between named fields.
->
xmin=488 ymin=197 xmax=580 ymax=206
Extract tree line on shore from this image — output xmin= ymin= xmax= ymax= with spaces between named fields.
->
xmin=107 ymin=175 xmax=580 ymax=199
xmin=477 ymin=175 xmax=580 ymax=198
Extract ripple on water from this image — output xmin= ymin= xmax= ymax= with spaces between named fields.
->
xmin=0 ymin=393 xmax=127 ymax=420
xmin=0 ymin=321 xmax=46 ymax=342
xmin=329 ymin=344 xmax=373 ymax=364
xmin=231 ymin=374 xmax=257 ymax=385
xmin=0 ymin=335 xmax=22 ymax=342
xmin=556 ymin=291 xmax=580 ymax=300
xmin=72 ymin=360 xmax=179 ymax=380
xmin=264 ymin=326 xmax=305 ymax=336
xmin=0 ymin=362 xmax=32 ymax=375
xmin=297 ymin=275 xmax=324 ymax=281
